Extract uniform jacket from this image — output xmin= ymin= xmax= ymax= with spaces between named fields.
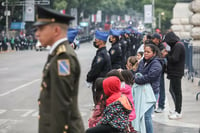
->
xmin=38 ymin=41 xmax=84 ymax=133
xmin=87 ymin=47 xmax=111 ymax=83
xmin=135 ymin=57 xmax=162 ymax=94
xmin=109 ymin=42 xmax=122 ymax=69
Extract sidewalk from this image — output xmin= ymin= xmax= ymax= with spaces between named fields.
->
xmin=153 ymin=74 xmax=200 ymax=129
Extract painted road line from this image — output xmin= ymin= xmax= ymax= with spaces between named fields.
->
xmin=0 ymin=110 xmax=7 ymax=114
xmin=0 ymin=79 xmax=40 ymax=97
xmin=13 ymin=109 xmax=35 ymax=117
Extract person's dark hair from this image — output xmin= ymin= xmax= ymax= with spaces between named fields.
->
xmin=94 ymin=77 xmax=105 ymax=105
xmin=144 ymin=43 xmax=160 ymax=56
xmin=106 ymin=69 xmax=125 ymax=82
xmin=121 ymin=70 xmax=134 ymax=86
xmin=113 ymin=35 xmax=119 ymax=42
xmin=147 ymin=34 xmax=152 ymax=40
xmin=144 ymin=39 xmax=152 ymax=45
xmin=138 ymin=51 xmax=144 ymax=57
xmin=94 ymin=78 xmax=106 ymax=116
xmin=127 ymin=56 xmax=137 ymax=66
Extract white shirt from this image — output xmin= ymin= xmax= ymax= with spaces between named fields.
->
xmin=49 ymin=38 xmax=68 ymax=55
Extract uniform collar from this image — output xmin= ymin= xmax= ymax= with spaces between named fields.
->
xmin=49 ymin=38 xmax=68 ymax=55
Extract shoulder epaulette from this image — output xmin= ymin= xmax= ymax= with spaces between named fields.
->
xmin=56 ymin=44 xmax=67 ymax=55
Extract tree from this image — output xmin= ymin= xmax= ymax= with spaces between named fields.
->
xmin=51 ymin=0 xmax=180 ymax=31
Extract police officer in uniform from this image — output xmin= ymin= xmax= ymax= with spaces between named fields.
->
xmin=33 ymin=6 xmax=84 ymax=133
xmin=86 ymin=30 xmax=111 ymax=104
xmin=109 ymin=29 xmax=123 ymax=69
xmin=119 ymin=31 xmax=127 ymax=69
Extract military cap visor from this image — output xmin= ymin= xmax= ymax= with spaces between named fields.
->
xmin=33 ymin=6 xmax=75 ymax=27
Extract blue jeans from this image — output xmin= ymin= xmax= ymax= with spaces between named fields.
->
xmin=145 ymin=93 xmax=159 ymax=133
xmin=158 ymin=73 xmax=165 ymax=109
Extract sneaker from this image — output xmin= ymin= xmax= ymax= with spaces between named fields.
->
xmin=155 ymin=108 xmax=164 ymax=113
xmin=169 ymin=110 xmax=175 ymax=115
xmin=168 ymin=112 xmax=182 ymax=120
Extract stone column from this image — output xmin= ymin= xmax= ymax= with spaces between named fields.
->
xmin=171 ymin=3 xmax=193 ymax=39
xmin=189 ymin=0 xmax=200 ymax=46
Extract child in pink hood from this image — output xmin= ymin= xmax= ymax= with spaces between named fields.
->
xmin=106 ymin=69 xmax=136 ymax=132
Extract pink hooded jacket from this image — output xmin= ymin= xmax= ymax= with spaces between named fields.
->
xmin=121 ymin=83 xmax=136 ymax=121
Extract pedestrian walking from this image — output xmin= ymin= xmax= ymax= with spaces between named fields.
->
xmin=0 ymin=35 xmax=2 ymax=52
xmin=162 ymin=31 xmax=185 ymax=120
xmin=34 ymin=6 xmax=84 ymax=133
xmin=86 ymin=30 xmax=111 ymax=103
xmin=10 ymin=37 xmax=15 ymax=50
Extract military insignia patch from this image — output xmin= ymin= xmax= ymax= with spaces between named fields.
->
xmin=111 ymin=49 xmax=115 ymax=55
xmin=57 ymin=59 xmax=70 ymax=76
xmin=97 ymin=57 xmax=102 ymax=63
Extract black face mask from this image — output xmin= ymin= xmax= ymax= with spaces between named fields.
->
xmin=93 ymin=41 xmax=98 ymax=48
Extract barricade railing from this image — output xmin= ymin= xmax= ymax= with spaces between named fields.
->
xmin=181 ymin=39 xmax=200 ymax=101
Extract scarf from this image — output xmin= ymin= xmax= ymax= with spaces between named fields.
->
xmin=106 ymin=92 xmax=121 ymax=106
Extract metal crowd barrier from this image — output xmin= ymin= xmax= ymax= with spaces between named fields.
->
xmin=181 ymin=39 xmax=200 ymax=101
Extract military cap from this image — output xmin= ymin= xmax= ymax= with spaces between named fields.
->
xmin=109 ymin=29 xmax=122 ymax=36
xmin=67 ymin=28 xmax=78 ymax=43
xmin=95 ymin=30 xmax=109 ymax=42
xmin=33 ymin=6 xmax=75 ymax=27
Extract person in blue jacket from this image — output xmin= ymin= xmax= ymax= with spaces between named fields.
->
xmin=134 ymin=43 xmax=162 ymax=133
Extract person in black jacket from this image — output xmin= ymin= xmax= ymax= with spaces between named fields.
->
xmin=162 ymin=31 xmax=185 ymax=120
xmin=119 ymin=32 xmax=127 ymax=69
xmin=109 ymin=29 xmax=123 ymax=69
xmin=87 ymin=30 xmax=111 ymax=104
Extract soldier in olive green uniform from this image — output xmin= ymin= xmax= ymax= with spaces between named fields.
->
xmin=34 ymin=6 xmax=84 ymax=133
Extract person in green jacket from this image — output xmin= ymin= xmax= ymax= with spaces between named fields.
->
xmin=34 ymin=6 xmax=85 ymax=133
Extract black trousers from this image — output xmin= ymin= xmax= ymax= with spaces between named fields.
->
xmin=86 ymin=124 xmax=120 ymax=133
xmin=169 ymin=78 xmax=182 ymax=113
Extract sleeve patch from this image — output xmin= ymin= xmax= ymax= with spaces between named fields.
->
xmin=57 ymin=59 xmax=70 ymax=76
xmin=97 ymin=56 xmax=102 ymax=63
xmin=111 ymin=49 xmax=115 ymax=55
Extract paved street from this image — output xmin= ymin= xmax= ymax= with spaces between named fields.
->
xmin=0 ymin=42 xmax=200 ymax=133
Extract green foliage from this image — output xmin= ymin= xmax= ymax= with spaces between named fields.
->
xmin=0 ymin=0 xmax=180 ymax=31
xmin=53 ymin=0 xmax=67 ymax=10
